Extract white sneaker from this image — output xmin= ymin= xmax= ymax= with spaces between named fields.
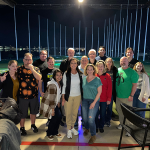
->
xmin=71 ymin=128 xmax=79 ymax=135
xmin=116 ymin=124 xmax=122 ymax=130
xmin=125 ymin=132 xmax=131 ymax=137
xmin=67 ymin=130 xmax=72 ymax=139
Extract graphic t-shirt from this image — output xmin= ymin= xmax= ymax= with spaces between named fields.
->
xmin=41 ymin=67 xmax=57 ymax=92
xmin=116 ymin=67 xmax=139 ymax=98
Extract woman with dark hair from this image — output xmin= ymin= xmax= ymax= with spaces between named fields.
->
xmin=40 ymin=69 xmax=63 ymax=140
xmin=104 ymin=57 xmax=118 ymax=127
xmin=133 ymin=62 xmax=150 ymax=118
xmin=62 ymin=58 xmax=83 ymax=139
xmin=0 ymin=60 xmax=19 ymax=101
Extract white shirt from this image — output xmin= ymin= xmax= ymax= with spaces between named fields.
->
xmin=62 ymin=72 xmax=81 ymax=96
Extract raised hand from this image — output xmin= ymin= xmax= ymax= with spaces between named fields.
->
xmin=0 ymin=73 xmax=8 ymax=82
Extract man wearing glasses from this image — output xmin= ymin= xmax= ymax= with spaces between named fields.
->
xmin=18 ymin=53 xmax=41 ymax=136
xmin=95 ymin=46 xmax=108 ymax=61
xmin=116 ymin=57 xmax=138 ymax=136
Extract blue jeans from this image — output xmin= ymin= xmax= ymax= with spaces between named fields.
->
xmin=95 ymin=102 xmax=107 ymax=129
xmin=133 ymin=89 xmax=146 ymax=118
xmin=105 ymin=96 xmax=113 ymax=124
xmin=82 ymin=98 xmax=99 ymax=136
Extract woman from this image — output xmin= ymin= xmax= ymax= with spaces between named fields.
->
xmin=104 ymin=57 xmax=118 ymax=127
xmin=95 ymin=60 xmax=112 ymax=133
xmin=133 ymin=62 xmax=150 ymax=118
xmin=40 ymin=69 xmax=63 ymax=140
xmin=0 ymin=60 xmax=19 ymax=101
xmin=82 ymin=64 xmax=102 ymax=144
xmin=62 ymin=58 xmax=83 ymax=139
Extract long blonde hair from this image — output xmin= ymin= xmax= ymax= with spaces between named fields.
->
xmin=133 ymin=62 xmax=148 ymax=77
xmin=105 ymin=57 xmax=114 ymax=71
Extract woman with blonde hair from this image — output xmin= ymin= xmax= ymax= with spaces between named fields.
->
xmin=133 ymin=62 xmax=150 ymax=118
xmin=0 ymin=60 xmax=19 ymax=101
xmin=82 ymin=64 xmax=102 ymax=144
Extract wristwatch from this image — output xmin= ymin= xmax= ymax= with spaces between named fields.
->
xmin=130 ymin=95 xmax=133 ymax=97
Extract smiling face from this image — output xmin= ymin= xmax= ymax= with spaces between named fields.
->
xmin=86 ymin=66 xmax=95 ymax=76
xmin=120 ymin=57 xmax=128 ymax=69
xmin=55 ymin=72 xmax=62 ymax=82
xmin=23 ymin=55 xmax=33 ymax=67
xmin=99 ymin=48 xmax=105 ymax=57
xmin=68 ymin=49 xmax=75 ymax=59
xmin=40 ymin=50 xmax=47 ymax=61
xmin=136 ymin=63 xmax=143 ymax=72
xmin=8 ymin=62 xmax=18 ymax=72
xmin=47 ymin=59 xmax=54 ymax=69
xmin=97 ymin=63 xmax=104 ymax=73
xmin=70 ymin=60 xmax=78 ymax=70
xmin=81 ymin=57 xmax=88 ymax=68
xmin=126 ymin=49 xmax=134 ymax=59
xmin=88 ymin=50 xmax=96 ymax=60
xmin=105 ymin=58 xmax=113 ymax=68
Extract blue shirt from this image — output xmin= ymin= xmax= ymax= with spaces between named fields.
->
xmin=82 ymin=77 xmax=102 ymax=100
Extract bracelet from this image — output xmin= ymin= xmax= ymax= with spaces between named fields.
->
xmin=130 ymin=95 xmax=133 ymax=97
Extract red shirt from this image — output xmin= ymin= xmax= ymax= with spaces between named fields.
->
xmin=96 ymin=73 xmax=112 ymax=102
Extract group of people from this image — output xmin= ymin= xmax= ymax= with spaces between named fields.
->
xmin=0 ymin=46 xmax=149 ymax=145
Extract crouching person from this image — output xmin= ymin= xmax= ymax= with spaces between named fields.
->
xmin=40 ymin=69 xmax=63 ymax=140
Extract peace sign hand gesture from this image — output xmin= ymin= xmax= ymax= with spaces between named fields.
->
xmin=0 ymin=73 xmax=8 ymax=82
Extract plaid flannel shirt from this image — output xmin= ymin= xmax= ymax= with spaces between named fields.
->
xmin=40 ymin=84 xmax=57 ymax=118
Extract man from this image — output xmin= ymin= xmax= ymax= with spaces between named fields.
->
xmin=39 ymin=56 xmax=57 ymax=96
xmin=88 ymin=49 xmax=97 ymax=66
xmin=116 ymin=57 xmax=139 ymax=136
xmin=18 ymin=53 xmax=42 ymax=136
xmin=33 ymin=50 xmax=48 ymax=71
xmin=59 ymin=48 xmax=76 ymax=74
xmin=95 ymin=46 xmax=108 ymax=61
xmin=125 ymin=47 xmax=139 ymax=69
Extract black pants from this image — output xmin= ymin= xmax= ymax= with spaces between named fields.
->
xmin=46 ymin=106 xmax=62 ymax=136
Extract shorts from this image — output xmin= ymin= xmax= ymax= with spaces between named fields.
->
xmin=18 ymin=97 xmax=39 ymax=118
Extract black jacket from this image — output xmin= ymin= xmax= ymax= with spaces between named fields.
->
xmin=64 ymin=71 xmax=83 ymax=101
xmin=112 ymin=66 xmax=118 ymax=103
xmin=0 ymin=71 xmax=15 ymax=99
xmin=59 ymin=58 xmax=80 ymax=74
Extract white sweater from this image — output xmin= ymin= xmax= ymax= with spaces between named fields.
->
xmin=138 ymin=73 xmax=150 ymax=104
xmin=62 ymin=72 xmax=81 ymax=97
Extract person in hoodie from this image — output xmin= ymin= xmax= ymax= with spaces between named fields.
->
xmin=95 ymin=60 xmax=112 ymax=133
xmin=40 ymin=69 xmax=63 ymax=140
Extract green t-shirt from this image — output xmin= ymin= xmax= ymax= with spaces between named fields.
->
xmin=82 ymin=77 xmax=102 ymax=100
xmin=116 ymin=67 xmax=139 ymax=98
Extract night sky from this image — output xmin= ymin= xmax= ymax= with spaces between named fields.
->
xmin=0 ymin=5 xmax=150 ymax=54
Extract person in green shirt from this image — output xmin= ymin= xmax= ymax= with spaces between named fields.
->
xmin=116 ymin=57 xmax=139 ymax=136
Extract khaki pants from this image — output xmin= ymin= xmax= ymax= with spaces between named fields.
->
xmin=64 ymin=95 xmax=81 ymax=130
xmin=116 ymin=97 xmax=133 ymax=125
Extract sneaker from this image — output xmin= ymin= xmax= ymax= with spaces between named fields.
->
xmin=125 ymin=132 xmax=131 ymax=137
xmin=36 ymin=113 xmax=40 ymax=118
xmin=88 ymin=135 xmax=96 ymax=144
xmin=20 ymin=127 xmax=27 ymax=136
xmin=104 ymin=122 xmax=111 ymax=127
xmin=48 ymin=135 xmax=54 ymax=140
xmin=116 ymin=124 xmax=122 ymax=130
xmin=83 ymin=129 xmax=89 ymax=136
xmin=100 ymin=128 xmax=104 ymax=133
xmin=71 ymin=128 xmax=79 ymax=135
xmin=67 ymin=130 xmax=72 ymax=139
xmin=56 ymin=133 xmax=62 ymax=138
xmin=31 ymin=124 xmax=38 ymax=133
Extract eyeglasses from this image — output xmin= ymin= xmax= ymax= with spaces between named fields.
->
xmin=25 ymin=59 xmax=32 ymax=61
xmin=40 ymin=53 xmax=47 ymax=56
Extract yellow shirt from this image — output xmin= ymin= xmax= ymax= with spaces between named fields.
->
xmin=11 ymin=77 xmax=19 ymax=101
